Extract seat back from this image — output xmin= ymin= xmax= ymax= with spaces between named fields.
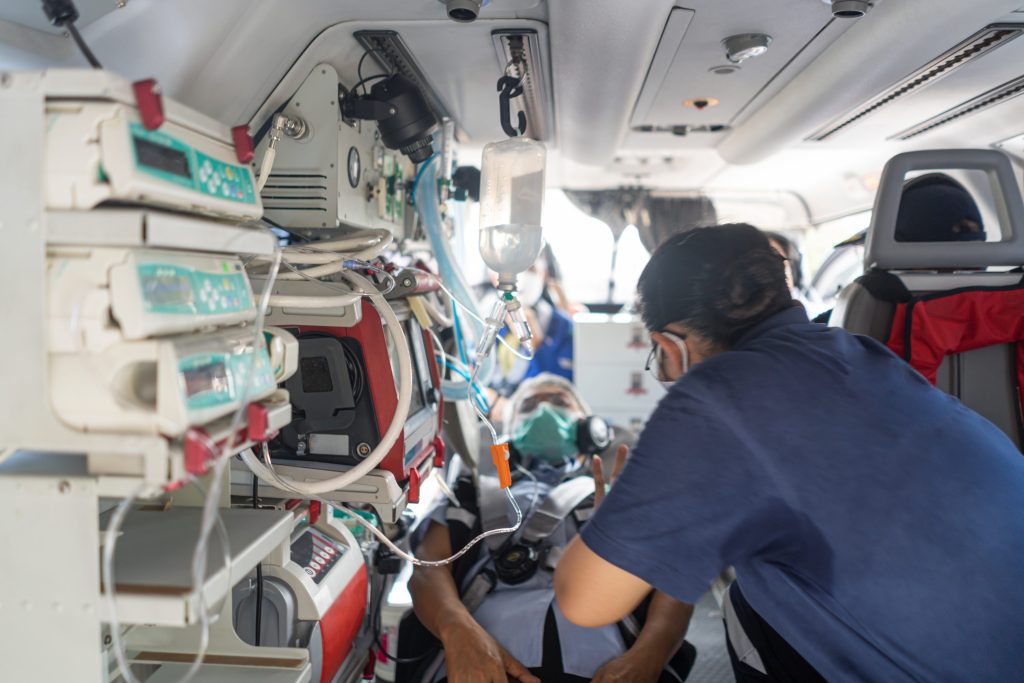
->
xmin=833 ymin=150 xmax=1024 ymax=448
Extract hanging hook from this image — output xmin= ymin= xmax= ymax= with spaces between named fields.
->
xmin=497 ymin=65 xmax=527 ymax=138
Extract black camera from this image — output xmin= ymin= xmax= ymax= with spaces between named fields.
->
xmin=341 ymin=74 xmax=438 ymax=163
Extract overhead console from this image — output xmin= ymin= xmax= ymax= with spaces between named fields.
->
xmin=718 ymin=0 xmax=1024 ymax=164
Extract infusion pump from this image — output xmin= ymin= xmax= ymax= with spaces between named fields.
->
xmin=42 ymin=69 xmax=262 ymax=220
xmin=0 ymin=69 xmax=287 ymax=483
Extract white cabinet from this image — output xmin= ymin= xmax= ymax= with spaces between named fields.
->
xmin=573 ymin=313 xmax=666 ymax=431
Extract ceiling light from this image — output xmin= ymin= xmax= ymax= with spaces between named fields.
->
xmin=709 ymin=64 xmax=741 ymax=76
xmin=828 ymin=0 xmax=871 ymax=18
xmin=723 ymin=34 xmax=772 ymax=64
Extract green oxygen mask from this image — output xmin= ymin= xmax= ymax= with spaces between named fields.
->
xmin=510 ymin=402 xmax=579 ymax=464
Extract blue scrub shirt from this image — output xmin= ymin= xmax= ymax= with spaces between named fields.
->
xmin=582 ymin=306 xmax=1024 ymax=683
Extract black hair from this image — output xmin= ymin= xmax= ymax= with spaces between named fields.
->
xmin=637 ymin=224 xmax=792 ymax=348
xmin=764 ymin=231 xmax=804 ymax=290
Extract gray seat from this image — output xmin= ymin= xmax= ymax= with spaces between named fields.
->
xmin=832 ymin=150 xmax=1024 ymax=449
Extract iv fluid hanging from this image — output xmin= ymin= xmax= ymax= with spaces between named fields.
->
xmin=478 ymin=138 xmax=546 ymax=287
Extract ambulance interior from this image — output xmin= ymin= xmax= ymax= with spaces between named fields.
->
xmin=2 ymin=0 xmax=1023 ymax=681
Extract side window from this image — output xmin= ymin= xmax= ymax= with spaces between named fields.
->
xmin=804 ymin=212 xmax=871 ymax=317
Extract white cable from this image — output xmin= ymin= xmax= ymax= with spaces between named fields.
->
xmin=249 ymin=231 xmax=393 ymax=282
xmin=425 ymin=327 xmax=449 ymax=382
xmin=104 ymin=242 xmax=282 ymax=683
xmin=267 ymin=293 xmax=362 ymax=309
xmin=239 ymin=269 xmax=412 ymax=495
xmin=420 ymin=293 xmax=454 ymax=328
xmin=101 ymin=478 xmax=231 ymax=683
xmin=255 ymin=146 xmax=276 ymax=193
xmin=341 ymin=489 xmax=522 ymax=567
xmin=240 ymin=446 xmax=521 ymax=568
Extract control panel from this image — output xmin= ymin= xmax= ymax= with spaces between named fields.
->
xmin=177 ymin=341 xmax=277 ymax=421
xmin=107 ymin=249 xmax=256 ymax=339
xmin=128 ymin=123 xmax=258 ymax=205
xmin=43 ymin=69 xmax=263 ymax=221
xmin=50 ymin=327 xmax=279 ymax=437
xmin=291 ymin=527 xmax=345 ymax=585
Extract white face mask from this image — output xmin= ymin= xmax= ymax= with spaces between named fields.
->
xmin=648 ymin=332 xmax=689 ymax=389
xmin=517 ymin=271 xmax=545 ymax=307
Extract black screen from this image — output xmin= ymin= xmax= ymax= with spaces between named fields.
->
xmin=300 ymin=356 xmax=334 ymax=393
xmin=134 ymin=136 xmax=192 ymax=179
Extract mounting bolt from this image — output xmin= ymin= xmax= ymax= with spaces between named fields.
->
xmin=356 ymin=443 xmax=372 ymax=458
xmin=104 ymin=634 xmax=112 ymax=646
xmin=58 ymin=481 xmax=71 ymax=494
xmin=402 ymin=278 xmax=413 ymax=288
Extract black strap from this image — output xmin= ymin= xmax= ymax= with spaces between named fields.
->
xmin=855 ymin=269 xmax=912 ymax=303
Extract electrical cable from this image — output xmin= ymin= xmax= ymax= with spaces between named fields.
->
xmin=355 ymin=48 xmax=393 ymax=96
xmin=65 ymin=21 xmax=101 ymax=68
xmin=425 ymin=327 xmax=449 ymax=385
xmin=104 ymin=243 xmax=282 ymax=683
xmin=252 ymin=474 xmax=263 ymax=647
xmin=239 ymin=269 xmax=413 ymax=496
xmin=256 ymin=146 xmax=276 ymax=192
xmin=240 ymin=444 xmax=521 ymax=569
xmin=101 ymin=477 xmax=232 ymax=683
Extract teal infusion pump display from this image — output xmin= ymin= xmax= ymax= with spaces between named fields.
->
xmin=109 ymin=250 xmax=258 ymax=339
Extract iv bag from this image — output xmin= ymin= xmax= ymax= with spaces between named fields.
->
xmin=478 ymin=138 xmax=546 ymax=285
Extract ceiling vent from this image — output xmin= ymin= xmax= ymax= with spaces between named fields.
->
xmin=892 ymin=73 xmax=1024 ymax=140
xmin=491 ymin=29 xmax=555 ymax=141
xmin=354 ymin=30 xmax=462 ymax=139
xmin=632 ymin=124 xmax=730 ymax=136
xmin=807 ymin=24 xmax=1024 ymax=141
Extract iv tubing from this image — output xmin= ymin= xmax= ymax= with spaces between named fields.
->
xmin=415 ymin=156 xmax=496 ymax=395
xmin=238 ymin=445 xmax=522 ymax=569
xmin=104 ymin=242 xmax=283 ymax=683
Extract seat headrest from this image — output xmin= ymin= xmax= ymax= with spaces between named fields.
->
xmin=865 ymin=149 xmax=1024 ymax=270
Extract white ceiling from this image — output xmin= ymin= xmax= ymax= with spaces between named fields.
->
xmin=4 ymin=0 xmax=1024 ymax=222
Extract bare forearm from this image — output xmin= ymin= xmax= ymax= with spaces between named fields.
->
xmin=409 ymin=566 xmax=478 ymax=642
xmin=629 ymin=591 xmax=693 ymax=665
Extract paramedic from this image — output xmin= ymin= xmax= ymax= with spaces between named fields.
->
xmin=554 ymin=224 xmax=1024 ymax=683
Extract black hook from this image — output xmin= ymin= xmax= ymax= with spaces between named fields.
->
xmin=497 ymin=74 xmax=527 ymax=138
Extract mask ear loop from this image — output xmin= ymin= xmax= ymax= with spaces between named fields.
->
xmin=656 ymin=332 xmax=689 ymax=381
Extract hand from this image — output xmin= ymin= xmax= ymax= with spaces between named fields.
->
xmin=441 ymin=619 xmax=540 ymax=683
xmin=592 ymin=444 xmax=629 ymax=508
xmin=592 ymin=647 xmax=664 ymax=683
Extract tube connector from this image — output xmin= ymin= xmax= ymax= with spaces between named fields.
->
xmin=269 ymin=113 xmax=309 ymax=149
xmin=504 ymin=295 xmax=533 ymax=347
xmin=473 ymin=297 xmax=508 ymax=372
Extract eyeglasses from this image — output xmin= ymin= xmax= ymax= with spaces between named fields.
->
xmin=644 ymin=330 xmax=686 ymax=382
xmin=518 ymin=390 xmax=578 ymax=415
xmin=645 ymin=342 xmax=658 ymax=374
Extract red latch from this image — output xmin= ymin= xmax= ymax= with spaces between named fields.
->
xmin=231 ymin=125 xmax=255 ymax=164
xmin=247 ymin=402 xmax=269 ymax=442
xmin=132 ymin=79 xmax=165 ymax=130
xmin=309 ymin=500 xmax=322 ymax=525
xmin=363 ymin=651 xmax=377 ymax=679
xmin=408 ymin=467 xmax=421 ymax=504
xmin=184 ymin=429 xmax=212 ymax=476
xmin=433 ymin=436 xmax=445 ymax=468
